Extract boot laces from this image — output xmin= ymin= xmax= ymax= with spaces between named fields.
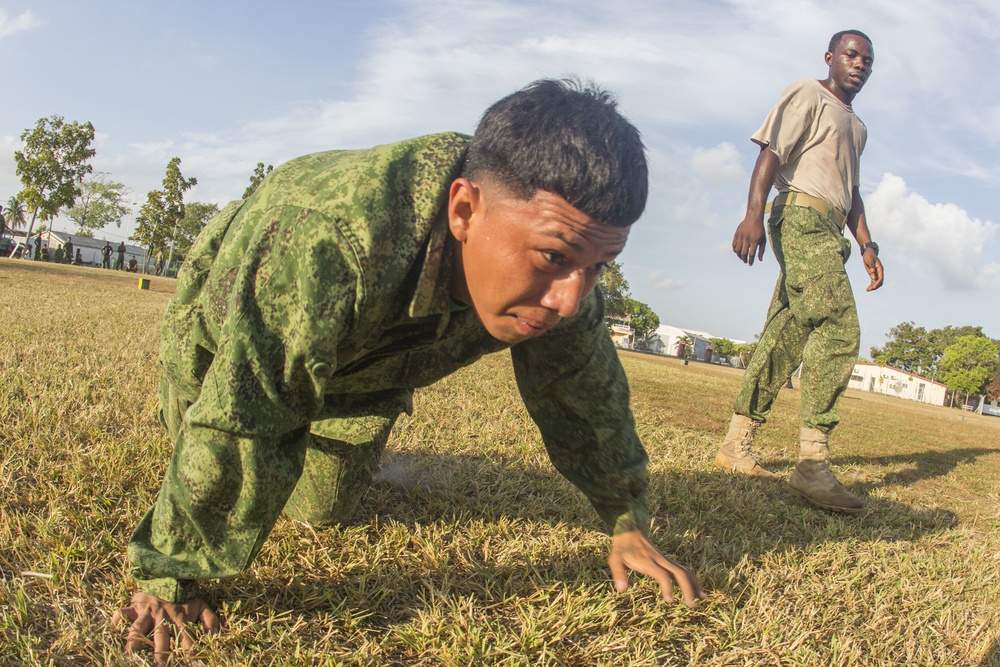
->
xmin=738 ymin=421 xmax=762 ymax=456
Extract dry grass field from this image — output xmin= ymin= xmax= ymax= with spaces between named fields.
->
xmin=1 ymin=258 xmax=998 ymax=666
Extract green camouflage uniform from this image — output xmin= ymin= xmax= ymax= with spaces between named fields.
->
xmin=734 ymin=204 xmax=860 ymax=432
xmin=129 ymin=132 xmax=650 ymax=603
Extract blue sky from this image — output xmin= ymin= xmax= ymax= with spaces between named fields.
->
xmin=2 ymin=0 xmax=998 ymax=356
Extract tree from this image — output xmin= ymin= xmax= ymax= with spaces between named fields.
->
xmin=984 ymin=372 xmax=1000 ymax=403
xmin=133 ymin=157 xmax=197 ymax=270
xmin=870 ymin=322 xmax=989 ymax=381
xmin=172 ymin=201 xmax=219 ymax=261
xmin=939 ymin=335 xmax=1000 ymax=406
xmin=13 ymin=115 xmax=96 ymax=243
xmin=677 ymin=335 xmax=693 ymax=363
xmin=65 ymin=173 xmax=131 ymax=237
xmin=598 ymin=260 xmax=630 ymax=318
xmin=735 ymin=342 xmax=757 ymax=368
xmin=132 ymin=190 xmax=168 ymax=262
xmin=709 ymin=337 xmax=738 ymax=359
xmin=635 ymin=329 xmax=662 ymax=352
xmin=163 ymin=157 xmax=198 ymax=268
xmin=4 ymin=195 xmax=28 ymax=230
xmin=869 ymin=321 xmax=932 ymax=375
xmin=624 ymin=297 xmax=660 ymax=341
xmin=242 ymin=162 xmax=274 ymax=199
xmin=928 ymin=325 xmax=986 ymax=376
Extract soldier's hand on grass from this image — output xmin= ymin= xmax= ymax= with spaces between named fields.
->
xmin=111 ymin=591 xmax=220 ymax=667
xmin=732 ymin=217 xmax=767 ymax=266
xmin=608 ymin=530 xmax=706 ymax=607
xmin=863 ymin=249 xmax=883 ymax=291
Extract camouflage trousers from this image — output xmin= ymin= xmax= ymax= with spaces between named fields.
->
xmin=158 ymin=379 xmax=410 ymax=528
xmin=734 ymin=203 xmax=860 ymax=434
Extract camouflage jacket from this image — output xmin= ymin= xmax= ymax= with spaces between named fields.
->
xmin=130 ymin=132 xmax=649 ymax=602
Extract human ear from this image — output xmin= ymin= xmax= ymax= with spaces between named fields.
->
xmin=447 ymin=178 xmax=481 ymax=243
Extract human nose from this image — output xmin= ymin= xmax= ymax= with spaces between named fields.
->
xmin=540 ymin=270 xmax=588 ymax=318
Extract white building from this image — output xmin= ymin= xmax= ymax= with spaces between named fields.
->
xmin=650 ymin=324 xmax=745 ymax=363
xmin=650 ymin=324 xmax=688 ymax=356
xmin=848 ymin=362 xmax=947 ymax=406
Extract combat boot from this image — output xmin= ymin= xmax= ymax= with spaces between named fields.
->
xmin=789 ymin=427 xmax=864 ymax=514
xmin=714 ymin=414 xmax=779 ymax=479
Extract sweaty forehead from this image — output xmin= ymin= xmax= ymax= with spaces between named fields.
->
xmin=837 ymin=34 xmax=873 ymax=54
xmin=539 ymin=222 xmax=630 ymax=255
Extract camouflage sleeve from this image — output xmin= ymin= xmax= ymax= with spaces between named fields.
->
xmin=510 ymin=290 xmax=649 ymax=536
xmin=129 ymin=207 xmax=360 ymax=601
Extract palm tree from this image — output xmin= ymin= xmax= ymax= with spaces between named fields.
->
xmin=677 ymin=335 xmax=693 ymax=365
xmin=5 ymin=195 xmax=28 ymax=230
xmin=638 ymin=330 xmax=662 ymax=352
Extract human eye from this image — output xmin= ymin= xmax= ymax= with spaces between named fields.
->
xmin=588 ymin=261 xmax=609 ymax=275
xmin=541 ymin=250 xmax=567 ymax=267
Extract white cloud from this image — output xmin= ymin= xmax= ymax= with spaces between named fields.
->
xmin=647 ymin=142 xmax=749 ymax=230
xmin=691 ymin=143 xmax=747 ymax=185
xmin=0 ymin=10 xmax=41 ymax=38
xmin=866 ymin=172 xmax=1000 ymax=290
xmin=646 ymin=270 xmax=687 ymax=291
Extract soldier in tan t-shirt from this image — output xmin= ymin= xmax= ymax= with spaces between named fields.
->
xmin=715 ymin=30 xmax=885 ymax=514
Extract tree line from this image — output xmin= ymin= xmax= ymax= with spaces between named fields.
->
xmin=870 ymin=322 xmax=999 ymax=405
xmin=7 ymin=114 xmax=272 ymax=268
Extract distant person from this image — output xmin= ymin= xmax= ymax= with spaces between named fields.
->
xmin=65 ymin=236 xmax=74 ymax=263
xmin=716 ymin=30 xmax=883 ymax=514
xmin=114 ymin=241 xmax=126 ymax=270
xmin=126 ymin=257 xmax=139 ymax=273
xmin=41 ymin=246 xmax=49 ymax=262
xmin=154 ymin=250 xmax=165 ymax=276
xmin=111 ymin=79 xmax=705 ymax=664
xmin=54 ymin=244 xmax=65 ymax=264
xmin=33 ymin=236 xmax=42 ymax=261
xmin=74 ymin=249 xmax=84 ymax=265
xmin=101 ymin=242 xmax=114 ymax=269
xmin=0 ymin=204 xmax=6 ymax=239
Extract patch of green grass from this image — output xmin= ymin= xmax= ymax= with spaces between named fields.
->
xmin=1 ymin=258 xmax=999 ymax=666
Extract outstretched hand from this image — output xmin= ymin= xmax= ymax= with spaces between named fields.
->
xmin=111 ymin=591 xmax=221 ymax=667
xmin=732 ymin=217 xmax=767 ymax=266
xmin=608 ymin=530 xmax=706 ymax=607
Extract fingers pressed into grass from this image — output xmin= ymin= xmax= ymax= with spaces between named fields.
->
xmin=609 ymin=529 xmax=706 ymax=608
xmin=153 ymin=618 xmax=172 ymax=666
xmin=112 ymin=592 xmax=221 ymax=666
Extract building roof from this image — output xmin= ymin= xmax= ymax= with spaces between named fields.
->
xmin=853 ymin=361 xmax=947 ymax=388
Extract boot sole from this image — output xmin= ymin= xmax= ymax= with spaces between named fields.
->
xmin=789 ymin=486 xmax=864 ymax=514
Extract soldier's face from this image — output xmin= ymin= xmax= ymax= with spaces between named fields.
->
xmin=448 ymin=178 xmax=629 ymax=345
xmin=825 ymin=34 xmax=874 ymax=102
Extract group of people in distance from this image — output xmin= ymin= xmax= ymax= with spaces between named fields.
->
xmin=110 ymin=30 xmax=882 ymax=664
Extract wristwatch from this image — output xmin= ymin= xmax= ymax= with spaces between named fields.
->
xmin=860 ymin=241 xmax=879 ymax=256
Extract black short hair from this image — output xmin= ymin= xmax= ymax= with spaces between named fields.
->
xmin=829 ymin=29 xmax=872 ymax=53
xmin=463 ymin=78 xmax=648 ymax=228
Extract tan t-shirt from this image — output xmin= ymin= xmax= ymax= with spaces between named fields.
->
xmin=752 ymin=78 xmax=867 ymax=217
